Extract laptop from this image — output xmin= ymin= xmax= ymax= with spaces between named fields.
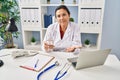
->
xmin=67 ymin=49 xmax=111 ymax=70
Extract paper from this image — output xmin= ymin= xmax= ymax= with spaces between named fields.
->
xmin=20 ymin=54 xmax=54 ymax=72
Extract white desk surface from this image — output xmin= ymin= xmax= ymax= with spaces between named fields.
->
xmin=0 ymin=49 xmax=120 ymax=80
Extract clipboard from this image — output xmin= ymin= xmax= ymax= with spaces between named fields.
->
xmin=20 ymin=54 xmax=55 ymax=72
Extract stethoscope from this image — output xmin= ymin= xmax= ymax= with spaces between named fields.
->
xmin=37 ymin=61 xmax=71 ymax=80
xmin=54 ymin=63 xmax=71 ymax=80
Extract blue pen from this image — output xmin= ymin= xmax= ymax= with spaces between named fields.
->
xmin=34 ymin=59 xmax=39 ymax=68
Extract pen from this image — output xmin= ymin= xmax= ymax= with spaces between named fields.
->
xmin=20 ymin=66 xmax=34 ymax=71
xmin=34 ymin=59 xmax=39 ymax=68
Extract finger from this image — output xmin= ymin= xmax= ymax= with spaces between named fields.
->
xmin=44 ymin=42 xmax=48 ymax=45
xmin=66 ymin=48 xmax=74 ymax=52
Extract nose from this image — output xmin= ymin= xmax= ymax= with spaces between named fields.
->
xmin=59 ymin=15 xmax=64 ymax=20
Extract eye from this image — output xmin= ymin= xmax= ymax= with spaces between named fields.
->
xmin=56 ymin=15 xmax=60 ymax=18
xmin=62 ymin=13 xmax=66 ymax=16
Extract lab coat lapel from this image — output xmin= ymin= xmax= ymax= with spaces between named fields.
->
xmin=63 ymin=23 xmax=71 ymax=40
xmin=56 ymin=24 xmax=61 ymax=40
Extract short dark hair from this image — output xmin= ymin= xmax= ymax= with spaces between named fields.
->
xmin=55 ymin=5 xmax=70 ymax=17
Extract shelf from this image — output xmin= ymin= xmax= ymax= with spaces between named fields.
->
xmin=81 ymin=46 xmax=99 ymax=52
xmin=22 ymin=27 xmax=41 ymax=31
xmin=42 ymin=28 xmax=47 ymax=30
xmin=19 ymin=0 xmax=105 ymax=50
xmin=40 ymin=0 xmax=79 ymax=5
xmin=24 ymin=44 xmax=41 ymax=50
xmin=79 ymin=3 xmax=104 ymax=8
xmin=18 ymin=0 xmax=40 ymax=6
xmin=24 ymin=40 xmax=41 ymax=50
xmin=80 ymin=28 xmax=102 ymax=33
xmin=41 ymin=4 xmax=79 ymax=7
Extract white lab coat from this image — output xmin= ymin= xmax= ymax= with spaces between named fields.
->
xmin=42 ymin=22 xmax=82 ymax=51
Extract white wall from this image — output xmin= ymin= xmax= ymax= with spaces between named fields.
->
xmin=101 ymin=0 xmax=120 ymax=60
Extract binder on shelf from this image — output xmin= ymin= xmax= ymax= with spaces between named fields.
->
xmin=80 ymin=9 xmax=85 ymax=28
xmin=21 ymin=9 xmax=27 ymax=25
xmin=20 ymin=54 xmax=55 ymax=72
xmin=34 ymin=8 xmax=39 ymax=24
xmin=21 ymin=8 xmax=39 ymax=25
xmin=84 ymin=9 xmax=90 ymax=29
xmin=30 ymin=9 xmax=34 ymax=25
xmin=27 ymin=9 xmax=31 ymax=24
xmin=44 ymin=14 xmax=52 ymax=28
xmin=89 ymin=9 xmax=96 ymax=28
xmin=95 ymin=9 xmax=101 ymax=28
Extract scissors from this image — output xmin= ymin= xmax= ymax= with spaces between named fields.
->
xmin=54 ymin=63 xmax=71 ymax=80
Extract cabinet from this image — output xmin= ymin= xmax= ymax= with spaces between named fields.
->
xmin=18 ymin=0 xmax=41 ymax=50
xmin=18 ymin=0 xmax=105 ymax=51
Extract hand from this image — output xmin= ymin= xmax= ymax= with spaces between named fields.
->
xmin=65 ymin=47 xmax=76 ymax=52
xmin=44 ymin=41 xmax=54 ymax=52
xmin=65 ymin=46 xmax=82 ymax=52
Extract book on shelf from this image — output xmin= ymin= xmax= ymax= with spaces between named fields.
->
xmin=44 ymin=14 xmax=52 ymax=28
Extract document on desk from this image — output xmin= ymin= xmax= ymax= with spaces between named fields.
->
xmin=20 ymin=54 xmax=55 ymax=72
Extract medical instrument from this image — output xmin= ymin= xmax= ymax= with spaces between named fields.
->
xmin=37 ymin=61 xmax=59 ymax=80
xmin=54 ymin=63 xmax=71 ymax=80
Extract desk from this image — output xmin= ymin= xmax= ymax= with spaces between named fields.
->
xmin=0 ymin=49 xmax=120 ymax=80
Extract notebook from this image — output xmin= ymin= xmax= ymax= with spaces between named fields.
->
xmin=67 ymin=49 xmax=111 ymax=70
xmin=20 ymin=54 xmax=54 ymax=72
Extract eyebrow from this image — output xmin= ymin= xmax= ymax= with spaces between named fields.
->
xmin=56 ymin=13 xmax=67 ymax=17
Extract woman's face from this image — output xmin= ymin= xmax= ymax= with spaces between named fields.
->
xmin=55 ymin=9 xmax=70 ymax=27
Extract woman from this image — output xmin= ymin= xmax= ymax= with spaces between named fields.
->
xmin=42 ymin=5 xmax=82 ymax=52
